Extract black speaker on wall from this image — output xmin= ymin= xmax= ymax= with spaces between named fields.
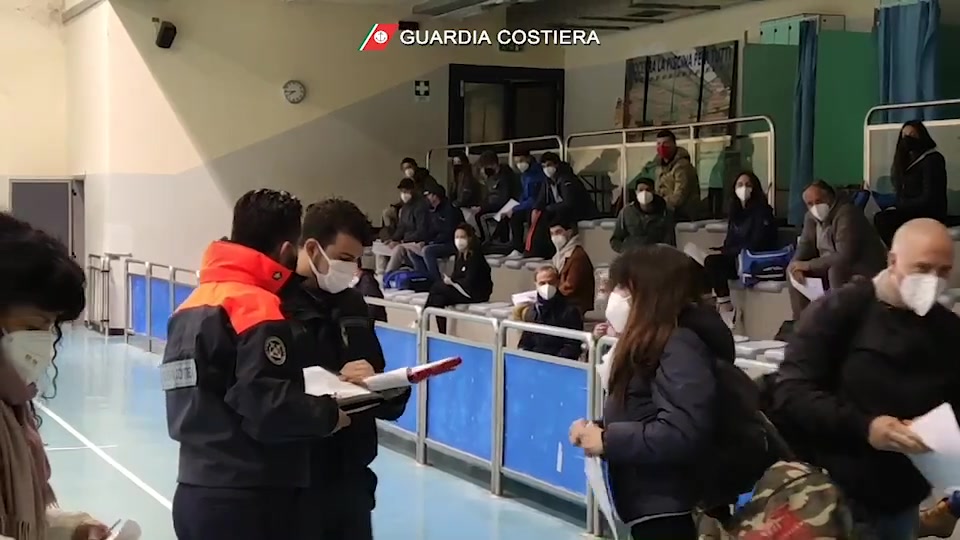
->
xmin=156 ymin=21 xmax=177 ymax=49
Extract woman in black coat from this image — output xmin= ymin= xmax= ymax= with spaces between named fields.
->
xmin=703 ymin=171 xmax=777 ymax=309
xmin=425 ymin=223 xmax=492 ymax=333
xmin=570 ymin=245 xmax=727 ymax=540
xmin=874 ymin=120 xmax=948 ymax=245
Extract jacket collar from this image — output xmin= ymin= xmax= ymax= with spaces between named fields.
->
xmin=198 ymin=240 xmax=293 ymax=295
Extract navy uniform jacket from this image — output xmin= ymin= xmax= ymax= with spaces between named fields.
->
xmin=281 ymin=278 xmax=410 ymax=509
xmin=162 ymin=241 xmax=341 ymax=488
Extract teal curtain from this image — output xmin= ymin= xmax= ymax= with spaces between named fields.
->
xmin=790 ymin=20 xmax=818 ymax=226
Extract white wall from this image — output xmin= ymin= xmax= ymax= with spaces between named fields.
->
xmin=62 ymin=0 xmax=562 ymax=269
xmin=0 ymin=0 xmax=69 ymax=209
xmin=564 ymin=0 xmax=880 ymax=134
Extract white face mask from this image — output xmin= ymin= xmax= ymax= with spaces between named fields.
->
xmin=454 ymin=237 xmax=469 ymax=251
xmin=636 ymin=190 xmax=653 ymax=205
xmin=537 ymin=284 xmax=557 ymax=301
xmin=809 ymin=203 xmax=830 ymax=222
xmin=551 ymin=234 xmax=568 ymax=250
xmin=735 ymin=185 xmax=752 ymax=203
xmin=605 ymin=291 xmax=631 ymax=334
xmin=898 ymin=272 xmax=947 ymax=316
xmin=307 ymin=244 xmax=357 ymax=294
xmin=400 ymin=192 xmax=412 ymax=203
xmin=516 ymin=162 xmax=530 ymax=173
xmin=543 ymin=166 xmax=557 ymax=178
xmin=403 ymin=168 xmax=415 ymax=178
xmin=597 ymin=345 xmax=614 ymax=392
xmin=348 ymin=275 xmax=361 ymax=288
xmin=2 ymin=330 xmax=55 ymax=386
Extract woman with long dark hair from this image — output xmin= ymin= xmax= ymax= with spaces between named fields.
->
xmin=424 ymin=223 xmax=492 ymax=333
xmin=703 ymin=171 xmax=777 ymax=313
xmin=0 ymin=213 xmax=113 ymax=539
xmin=570 ymin=245 xmax=733 ymax=540
xmin=875 ymin=120 xmax=947 ymax=245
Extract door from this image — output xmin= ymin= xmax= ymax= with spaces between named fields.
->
xmin=10 ymin=180 xmax=74 ymax=258
xmin=448 ymin=64 xmax=564 ymax=153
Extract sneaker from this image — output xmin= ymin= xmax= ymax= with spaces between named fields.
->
xmin=505 ymin=250 xmax=524 ymax=259
xmin=920 ymin=499 xmax=959 ymax=538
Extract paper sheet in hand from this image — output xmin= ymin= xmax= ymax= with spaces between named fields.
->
xmin=511 ymin=290 xmax=538 ymax=306
xmin=910 ymin=404 xmax=960 ymax=491
xmin=371 ymin=241 xmax=398 ymax=257
xmin=493 ymin=199 xmax=520 ymax=222
xmin=443 ymin=276 xmax=470 ymax=299
xmin=788 ymin=275 xmax=825 ymax=301
xmin=303 ymin=367 xmax=384 ymax=413
xmin=108 ymin=520 xmax=142 ymax=540
xmin=585 ymin=457 xmax=620 ymax=540
xmin=400 ymin=242 xmax=424 ymax=256
xmin=682 ymin=242 xmax=708 ymax=266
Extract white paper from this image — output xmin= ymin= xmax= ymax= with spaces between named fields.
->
xmin=493 ymin=199 xmax=520 ymax=222
xmin=585 ymin=457 xmax=620 ymax=540
xmin=303 ymin=366 xmax=372 ymax=400
xmin=108 ymin=520 xmax=142 ymax=540
xmin=682 ymin=242 xmax=708 ymax=266
xmin=789 ymin=275 xmax=825 ymax=301
xmin=461 ymin=207 xmax=479 ymax=230
xmin=400 ymin=242 xmax=424 ymax=256
xmin=443 ymin=276 xmax=470 ymax=298
xmin=511 ymin=290 xmax=538 ymax=306
xmin=910 ymin=404 xmax=960 ymax=491
xmin=363 ymin=368 xmax=411 ymax=392
xmin=371 ymin=241 xmax=398 ymax=257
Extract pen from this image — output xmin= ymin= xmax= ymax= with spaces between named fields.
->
xmin=107 ymin=520 xmax=121 ymax=534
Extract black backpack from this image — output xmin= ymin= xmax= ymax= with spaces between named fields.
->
xmin=696 ymin=358 xmax=777 ymax=511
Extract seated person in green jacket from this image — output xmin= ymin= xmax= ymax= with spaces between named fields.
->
xmin=610 ymin=177 xmax=676 ymax=253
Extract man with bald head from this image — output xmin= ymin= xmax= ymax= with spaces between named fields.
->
xmin=788 ymin=180 xmax=887 ymax=318
xmin=771 ymin=218 xmax=960 ymax=539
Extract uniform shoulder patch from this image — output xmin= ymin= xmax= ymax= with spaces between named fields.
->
xmin=161 ymin=359 xmax=198 ymax=391
xmin=264 ymin=336 xmax=287 ymax=365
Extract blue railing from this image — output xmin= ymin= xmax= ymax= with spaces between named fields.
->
xmin=121 ymin=257 xmax=778 ymax=538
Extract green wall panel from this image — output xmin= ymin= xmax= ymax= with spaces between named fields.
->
xmin=813 ymin=31 xmax=879 ymax=186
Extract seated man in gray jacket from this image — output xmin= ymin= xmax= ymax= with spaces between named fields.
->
xmin=788 ymin=180 xmax=887 ymax=318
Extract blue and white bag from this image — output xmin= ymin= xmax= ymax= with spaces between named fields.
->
xmin=738 ymin=245 xmax=794 ymax=287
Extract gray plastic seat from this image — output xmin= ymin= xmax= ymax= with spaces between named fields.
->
xmin=705 ymin=221 xmax=728 ymax=233
xmin=735 ymin=340 xmax=786 ymax=359
xmin=450 ymin=304 xmax=470 ymax=312
xmin=751 ymin=281 xmax=788 ymax=293
xmin=763 ymin=348 xmax=785 ymax=363
xmin=735 ymin=357 xmax=778 ymax=378
xmin=489 ymin=306 xmax=515 ymax=319
xmin=733 ymin=334 xmax=749 ymax=343
xmin=599 ymin=219 xmax=617 ymax=230
xmin=486 ymin=257 xmax=504 ymax=268
xmin=675 ymin=222 xmax=702 ymax=232
xmin=578 ymin=219 xmax=601 ymax=229
xmin=524 ymin=260 xmax=545 ymax=271
xmin=382 ymin=289 xmax=406 ymax=300
xmin=950 ymin=227 xmax=960 ymax=241
xmin=407 ymin=293 xmax=430 ymax=306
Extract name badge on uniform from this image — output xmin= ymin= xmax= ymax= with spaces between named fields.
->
xmin=161 ymin=358 xmax=198 ymax=391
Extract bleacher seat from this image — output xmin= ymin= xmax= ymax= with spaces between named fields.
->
xmin=950 ymin=226 xmax=960 ymax=241
xmin=705 ymin=221 xmax=727 ymax=233
xmin=599 ymin=220 xmax=616 ymax=231
xmin=763 ymin=347 xmax=785 ymax=363
xmin=486 ymin=256 xmax=504 ymax=267
xmin=735 ymin=357 xmax=778 ymax=380
xmin=523 ymin=259 xmax=545 ymax=271
xmin=467 ymin=302 xmax=510 ymax=315
xmin=733 ymin=334 xmax=749 ymax=343
xmin=408 ymin=293 xmax=429 ymax=306
xmin=729 ymin=280 xmax=791 ymax=339
xmin=577 ymin=219 xmax=603 ymax=229
xmin=734 ymin=340 xmax=786 ymax=359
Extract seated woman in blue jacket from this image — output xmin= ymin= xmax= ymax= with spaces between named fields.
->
xmin=569 ymin=245 xmax=727 ymax=540
xmin=425 ymin=223 xmax=493 ymax=334
xmin=501 ymin=150 xmax=547 ymax=258
xmin=703 ymin=171 xmax=777 ymax=312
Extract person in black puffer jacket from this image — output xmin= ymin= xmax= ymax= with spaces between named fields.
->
xmin=570 ymin=245 xmax=728 ymax=540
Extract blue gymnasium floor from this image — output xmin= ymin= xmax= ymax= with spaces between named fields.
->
xmin=37 ymin=327 xmax=586 ymax=540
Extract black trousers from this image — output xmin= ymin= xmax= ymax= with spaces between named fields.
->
xmin=508 ymin=209 xmax=531 ymax=252
xmin=298 ymin=489 xmax=374 ymax=540
xmin=426 ymin=283 xmax=472 ymax=333
xmin=703 ymin=253 xmax=738 ymax=299
xmin=630 ymin=514 xmax=697 ymax=540
xmin=172 ymin=484 xmax=303 ymax=540
xmin=874 ymin=208 xmax=920 ymax=246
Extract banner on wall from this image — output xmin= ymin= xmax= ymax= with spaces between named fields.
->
xmin=622 ymin=41 xmax=739 ymax=140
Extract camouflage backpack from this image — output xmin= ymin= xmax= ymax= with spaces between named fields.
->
xmin=727 ymin=460 xmax=853 ymax=539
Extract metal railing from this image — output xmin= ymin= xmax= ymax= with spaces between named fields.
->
xmin=84 ymin=254 xmax=111 ymax=334
xmin=863 ymin=98 xmax=960 ymax=196
xmin=566 ymin=116 xmax=778 ymax=215
xmin=425 ymin=135 xmax=565 ymax=171
xmin=122 ymin=258 xmax=199 ymax=354
xmin=113 ymin=260 xmax=781 ymax=537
